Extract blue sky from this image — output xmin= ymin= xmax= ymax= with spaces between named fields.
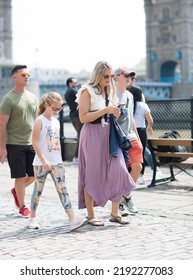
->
xmin=12 ymin=0 xmax=146 ymax=72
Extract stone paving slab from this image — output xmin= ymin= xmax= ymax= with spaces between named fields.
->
xmin=0 ymin=161 xmax=193 ymax=261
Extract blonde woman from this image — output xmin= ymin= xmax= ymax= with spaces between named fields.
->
xmin=76 ymin=61 xmax=135 ymax=226
xmin=28 ymin=92 xmax=86 ymax=231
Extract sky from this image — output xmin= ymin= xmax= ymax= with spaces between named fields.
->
xmin=12 ymin=0 xmax=146 ymax=73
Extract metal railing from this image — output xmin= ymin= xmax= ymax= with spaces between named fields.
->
xmin=147 ymin=97 xmax=193 ymax=139
xmin=59 ymin=97 xmax=193 ymax=141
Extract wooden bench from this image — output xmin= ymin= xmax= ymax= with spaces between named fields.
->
xmin=147 ymin=138 xmax=193 ymax=187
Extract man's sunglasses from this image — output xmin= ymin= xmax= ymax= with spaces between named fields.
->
xmin=118 ymin=73 xmax=136 ymax=79
xmin=21 ymin=73 xmax=30 ymax=78
xmin=118 ymin=73 xmax=130 ymax=78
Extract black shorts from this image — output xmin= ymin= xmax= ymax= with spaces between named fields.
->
xmin=6 ymin=144 xmax=35 ymax=178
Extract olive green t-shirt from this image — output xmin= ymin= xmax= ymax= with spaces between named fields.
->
xmin=0 ymin=89 xmax=38 ymax=145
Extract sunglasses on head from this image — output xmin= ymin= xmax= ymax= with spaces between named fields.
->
xmin=103 ymin=74 xmax=114 ymax=79
xmin=21 ymin=73 xmax=30 ymax=78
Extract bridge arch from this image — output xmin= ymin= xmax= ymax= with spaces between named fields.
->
xmin=160 ymin=61 xmax=181 ymax=82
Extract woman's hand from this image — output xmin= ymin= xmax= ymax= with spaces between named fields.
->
xmin=106 ymin=105 xmax=120 ymax=118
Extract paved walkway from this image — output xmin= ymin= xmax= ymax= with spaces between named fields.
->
xmin=0 ymin=161 xmax=193 ymax=261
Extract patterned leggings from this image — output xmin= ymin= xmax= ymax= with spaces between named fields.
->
xmin=31 ymin=163 xmax=72 ymax=212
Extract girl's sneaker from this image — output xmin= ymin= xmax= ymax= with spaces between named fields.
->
xmin=70 ymin=217 xmax=87 ymax=231
xmin=28 ymin=217 xmax=39 ymax=229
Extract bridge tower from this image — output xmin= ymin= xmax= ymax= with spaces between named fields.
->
xmin=0 ymin=0 xmax=13 ymax=100
xmin=0 ymin=0 xmax=12 ymax=66
xmin=144 ymin=0 xmax=193 ymax=83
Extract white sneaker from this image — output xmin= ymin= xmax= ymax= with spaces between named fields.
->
xmin=122 ymin=197 xmax=138 ymax=213
xmin=138 ymin=175 xmax=145 ymax=185
xmin=119 ymin=203 xmax=129 ymax=217
xmin=72 ymin=158 xmax=78 ymax=165
xmin=70 ymin=217 xmax=87 ymax=231
xmin=28 ymin=217 xmax=39 ymax=229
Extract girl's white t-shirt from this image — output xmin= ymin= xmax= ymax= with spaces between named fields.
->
xmin=33 ymin=115 xmax=63 ymax=166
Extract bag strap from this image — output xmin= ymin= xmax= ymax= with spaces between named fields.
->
xmin=171 ymin=130 xmax=180 ymax=138
xmin=125 ymin=94 xmax=129 ymax=108
xmin=104 ymin=87 xmax=109 ymax=107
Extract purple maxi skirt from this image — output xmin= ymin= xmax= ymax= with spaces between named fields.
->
xmin=78 ymin=121 xmax=135 ymax=209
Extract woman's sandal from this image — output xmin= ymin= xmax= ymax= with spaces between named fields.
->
xmin=87 ymin=217 xmax=105 ymax=226
xmin=109 ymin=214 xmax=130 ymax=225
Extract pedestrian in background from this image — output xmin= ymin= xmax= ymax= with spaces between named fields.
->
xmin=28 ymin=92 xmax=86 ymax=231
xmin=64 ymin=77 xmax=83 ymax=165
xmin=127 ymin=76 xmax=155 ymax=175
xmin=130 ymin=86 xmax=154 ymax=185
xmin=76 ymin=61 xmax=135 ymax=226
xmin=0 ymin=65 xmax=38 ymax=217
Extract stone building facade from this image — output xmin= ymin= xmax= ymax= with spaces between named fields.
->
xmin=144 ymin=0 xmax=193 ymax=85
xmin=0 ymin=0 xmax=12 ymax=65
xmin=0 ymin=0 xmax=13 ymax=101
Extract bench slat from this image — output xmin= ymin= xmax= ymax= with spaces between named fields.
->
xmin=155 ymin=152 xmax=193 ymax=158
xmin=149 ymin=138 xmax=193 ymax=146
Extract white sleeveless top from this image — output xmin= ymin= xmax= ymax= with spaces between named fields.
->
xmin=33 ymin=115 xmax=63 ymax=166
xmin=76 ymin=84 xmax=111 ymax=111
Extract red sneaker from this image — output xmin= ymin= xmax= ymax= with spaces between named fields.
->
xmin=11 ymin=187 xmax=20 ymax=209
xmin=19 ymin=206 xmax=31 ymax=217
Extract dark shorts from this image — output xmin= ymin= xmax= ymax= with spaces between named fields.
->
xmin=6 ymin=144 xmax=35 ymax=178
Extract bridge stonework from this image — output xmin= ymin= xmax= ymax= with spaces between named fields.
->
xmin=144 ymin=0 xmax=193 ymax=98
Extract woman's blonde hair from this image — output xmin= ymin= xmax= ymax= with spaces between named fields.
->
xmin=37 ymin=91 xmax=63 ymax=116
xmin=88 ymin=61 xmax=116 ymax=103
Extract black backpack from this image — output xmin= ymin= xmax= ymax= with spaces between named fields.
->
xmin=158 ymin=130 xmax=186 ymax=163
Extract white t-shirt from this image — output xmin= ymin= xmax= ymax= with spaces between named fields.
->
xmin=134 ymin=102 xmax=150 ymax=128
xmin=33 ymin=115 xmax=63 ymax=166
xmin=116 ymin=90 xmax=137 ymax=141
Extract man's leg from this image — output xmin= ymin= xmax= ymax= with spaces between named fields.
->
xmin=130 ymin=162 xmax=142 ymax=183
xmin=120 ymin=139 xmax=143 ymax=215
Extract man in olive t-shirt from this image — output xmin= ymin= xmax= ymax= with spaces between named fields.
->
xmin=0 ymin=65 xmax=38 ymax=217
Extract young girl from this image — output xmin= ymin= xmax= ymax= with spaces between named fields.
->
xmin=28 ymin=92 xmax=86 ymax=231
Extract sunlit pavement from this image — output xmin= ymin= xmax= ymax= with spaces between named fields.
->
xmin=0 ymin=161 xmax=193 ymax=260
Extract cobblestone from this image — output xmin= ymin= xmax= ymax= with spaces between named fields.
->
xmin=0 ymin=161 xmax=193 ymax=261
